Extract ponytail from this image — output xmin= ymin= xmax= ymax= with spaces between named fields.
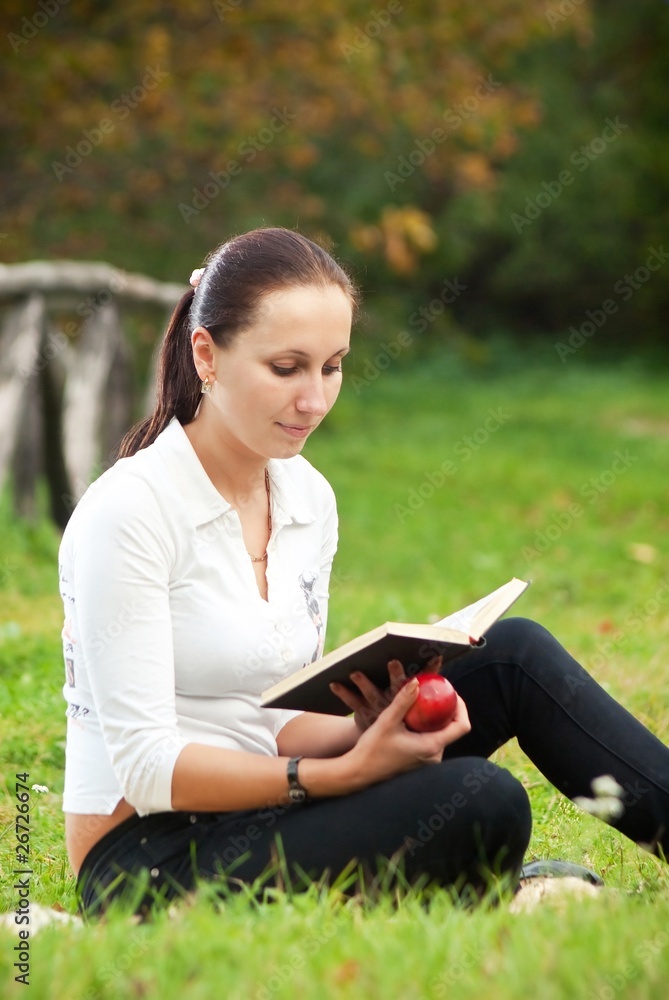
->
xmin=116 ymin=289 xmax=200 ymax=458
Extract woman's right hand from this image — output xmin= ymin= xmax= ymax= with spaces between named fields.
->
xmin=341 ymin=675 xmax=471 ymax=792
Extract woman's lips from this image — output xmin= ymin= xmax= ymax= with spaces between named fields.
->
xmin=277 ymin=423 xmax=313 ymax=438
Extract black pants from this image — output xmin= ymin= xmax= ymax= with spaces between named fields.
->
xmin=77 ymin=618 xmax=669 ymax=917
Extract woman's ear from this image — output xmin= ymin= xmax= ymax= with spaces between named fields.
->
xmin=191 ymin=326 xmax=216 ymax=381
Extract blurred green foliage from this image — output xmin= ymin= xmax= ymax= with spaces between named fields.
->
xmin=1 ymin=0 xmax=667 ymax=350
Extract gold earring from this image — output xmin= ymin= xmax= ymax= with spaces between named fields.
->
xmin=201 ymin=376 xmax=212 ymax=394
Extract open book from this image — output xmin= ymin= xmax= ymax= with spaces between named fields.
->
xmin=262 ymin=577 xmax=530 ymax=715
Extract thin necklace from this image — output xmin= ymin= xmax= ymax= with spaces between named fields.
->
xmin=247 ymin=468 xmax=272 ymax=563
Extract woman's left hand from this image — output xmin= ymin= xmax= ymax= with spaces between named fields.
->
xmin=330 ymin=655 xmax=443 ymax=733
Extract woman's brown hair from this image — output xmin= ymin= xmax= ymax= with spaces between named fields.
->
xmin=117 ymin=227 xmax=359 ymax=458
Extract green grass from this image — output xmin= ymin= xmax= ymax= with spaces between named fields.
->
xmin=1 ymin=351 xmax=669 ymax=998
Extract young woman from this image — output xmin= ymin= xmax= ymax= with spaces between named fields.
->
xmin=60 ymin=227 xmax=669 ymax=917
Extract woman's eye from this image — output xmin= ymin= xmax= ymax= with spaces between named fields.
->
xmin=271 ymin=363 xmax=343 ymax=376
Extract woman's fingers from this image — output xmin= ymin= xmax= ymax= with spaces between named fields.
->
xmin=377 ymin=676 xmax=420 ymax=727
xmin=423 ymin=653 xmax=443 ymax=674
xmin=433 ymin=694 xmax=471 ymax=742
xmin=347 ymin=670 xmax=393 ymax=715
xmin=386 ymin=658 xmax=408 ymax=694
xmin=332 ymin=661 xmax=465 ymax=744
xmin=329 ymin=681 xmax=365 ymax=714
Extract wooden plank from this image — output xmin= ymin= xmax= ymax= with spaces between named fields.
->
xmin=0 ymin=260 xmax=185 ymax=308
xmin=61 ymin=301 xmax=124 ymax=501
xmin=40 ymin=324 xmax=74 ymax=529
xmin=0 ymin=294 xmax=45 ymax=496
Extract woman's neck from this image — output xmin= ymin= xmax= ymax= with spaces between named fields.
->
xmin=183 ymin=413 xmax=268 ymax=506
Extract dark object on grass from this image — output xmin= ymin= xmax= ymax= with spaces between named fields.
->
xmin=519 ymin=859 xmax=605 ymax=886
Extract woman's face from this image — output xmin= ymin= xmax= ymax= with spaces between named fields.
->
xmin=193 ymin=284 xmax=352 ymax=460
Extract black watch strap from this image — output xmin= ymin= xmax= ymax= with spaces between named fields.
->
xmin=287 ymin=756 xmax=307 ymax=803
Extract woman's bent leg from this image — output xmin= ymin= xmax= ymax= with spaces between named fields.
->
xmin=197 ymin=760 xmax=531 ymax=896
xmin=77 ymin=760 xmax=531 ymax=916
xmin=443 ymin=617 xmax=669 ymax=856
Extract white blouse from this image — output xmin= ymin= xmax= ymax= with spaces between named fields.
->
xmin=59 ymin=418 xmax=338 ymax=816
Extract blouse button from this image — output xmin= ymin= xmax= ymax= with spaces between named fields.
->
xmin=150 ymin=867 xmax=160 ymax=878
xmin=189 ymin=814 xmax=198 ymax=824
xmin=275 ymin=622 xmax=291 ymax=635
xmin=281 ymin=649 xmax=293 ymax=662
xmin=140 ymin=837 xmax=148 ymax=846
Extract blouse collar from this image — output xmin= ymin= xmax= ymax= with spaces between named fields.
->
xmin=153 ymin=418 xmax=316 ymax=529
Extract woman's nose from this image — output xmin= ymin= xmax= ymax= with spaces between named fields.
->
xmin=296 ymin=377 xmax=329 ymax=415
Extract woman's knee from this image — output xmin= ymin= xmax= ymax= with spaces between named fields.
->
xmin=430 ymin=758 xmax=531 ymax=841
xmin=427 ymin=758 xmax=532 ymax=877
xmin=484 ymin=616 xmax=556 ymax=657
xmin=482 ymin=616 xmax=588 ymax=702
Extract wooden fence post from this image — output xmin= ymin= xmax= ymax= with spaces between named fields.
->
xmin=0 ymin=262 xmax=184 ymax=526
xmin=61 ymin=300 xmax=126 ymax=503
xmin=0 ymin=293 xmax=45 ymax=499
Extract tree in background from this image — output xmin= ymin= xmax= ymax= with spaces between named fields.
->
xmin=1 ymin=0 xmax=666 ymax=349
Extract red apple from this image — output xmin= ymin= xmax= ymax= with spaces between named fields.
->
xmin=403 ymin=673 xmax=457 ymax=732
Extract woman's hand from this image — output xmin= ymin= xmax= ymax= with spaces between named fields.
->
xmin=330 ymin=656 xmax=442 ymax=733
xmin=338 ymin=674 xmax=471 ymax=791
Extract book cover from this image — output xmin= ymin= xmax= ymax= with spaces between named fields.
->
xmin=262 ymin=577 xmax=529 ymax=715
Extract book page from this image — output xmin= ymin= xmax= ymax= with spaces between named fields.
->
xmin=433 ymin=579 xmax=528 ymax=636
xmin=434 ymin=589 xmax=502 ymax=632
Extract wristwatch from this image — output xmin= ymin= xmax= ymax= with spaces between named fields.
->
xmin=287 ymin=756 xmax=308 ymax=803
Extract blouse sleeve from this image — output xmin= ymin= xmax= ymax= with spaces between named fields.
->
xmin=67 ymin=475 xmax=189 ymax=815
